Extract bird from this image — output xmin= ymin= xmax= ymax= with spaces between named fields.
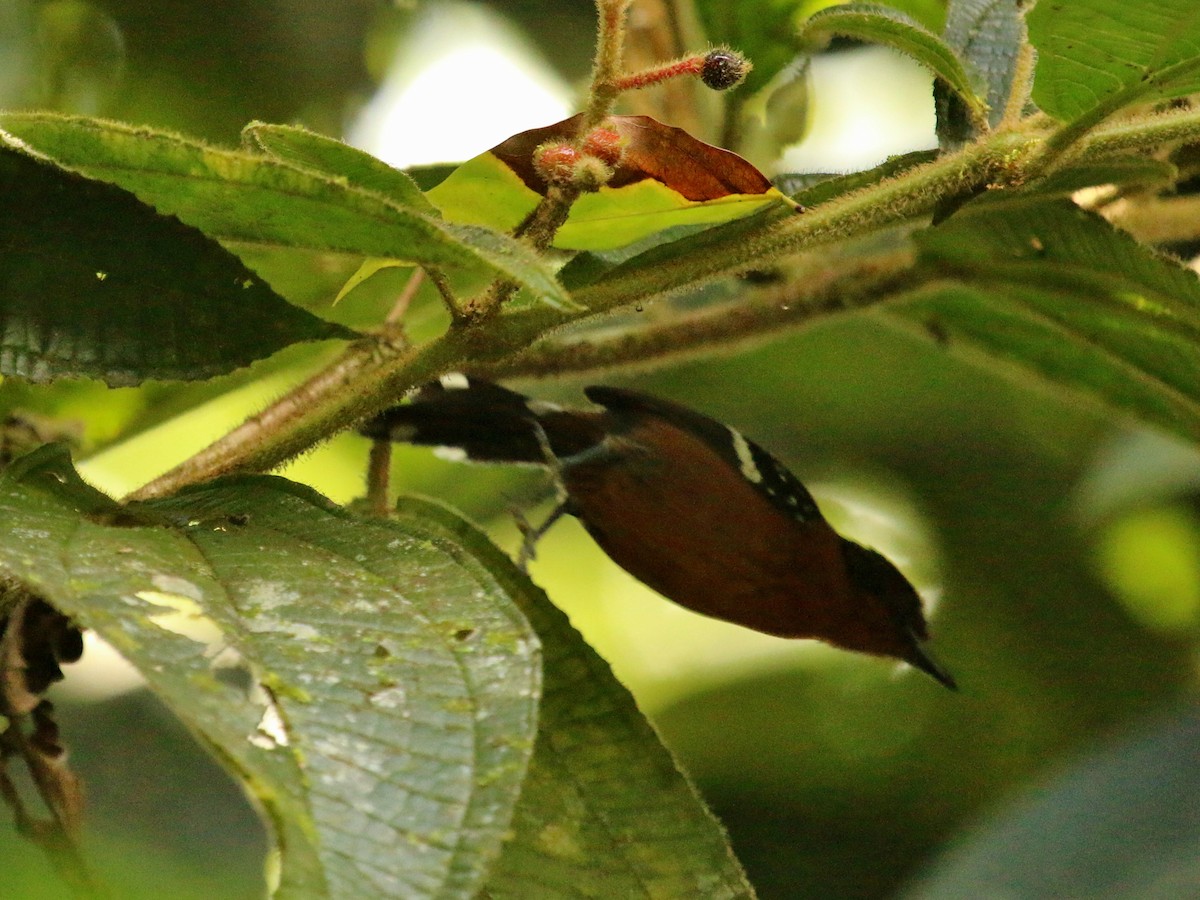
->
xmin=360 ymin=374 xmax=955 ymax=689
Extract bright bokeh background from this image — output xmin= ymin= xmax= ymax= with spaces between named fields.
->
xmin=3 ymin=2 xmax=1199 ymax=898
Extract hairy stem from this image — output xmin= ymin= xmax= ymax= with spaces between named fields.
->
xmin=569 ymin=132 xmax=1033 ymax=315
xmin=583 ymin=0 xmax=634 ymax=131
xmin=1080 ymin=104 xmax=1200 ymax=156
xmin=460 ymin=0 xmax=632 ymax=326
xmin=127 ymin=100 xmax=1200 ymax=499
xmin=1035 ymin=57 xmax=1200 ymax=173
xmin=482 ymin=249 xmax=919 ymax=380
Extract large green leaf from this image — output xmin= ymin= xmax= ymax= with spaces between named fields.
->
xmin=907 ymin=702 xmax=1200 ymax=899
xmin=389 ymin=499 xmax=757 ymax=899
xmin=0 ymin=113 xmax=569 ymax=308
xmin=892 ymin=197 xmax=1200 ymax=443
xmin=0 ymin=145 xmax=352 ymax=386
xmin=1028 ymin=1 xmax=1200 ymax=127
xmin=0 ymin=447 xmax=541 ymax=898
xmin=800 ymin=4 xmax=989 ymax=132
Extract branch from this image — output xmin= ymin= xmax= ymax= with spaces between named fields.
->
xmin=1079 ymin=104 xmax=1200 ymax=157
xmin=126 ymin=128 xmax=1038 ymax=499
xmin=482 ymin=249 xmax=919 ymax=380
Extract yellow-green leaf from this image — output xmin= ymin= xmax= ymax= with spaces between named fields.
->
xmin=427 ymin=115 xmax=786 ymax=251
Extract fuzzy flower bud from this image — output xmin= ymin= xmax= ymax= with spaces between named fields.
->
xmin=533 ymin=142 xmax=583 ymax=186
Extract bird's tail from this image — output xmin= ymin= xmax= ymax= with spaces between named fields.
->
xmin=359 ymin=374 xmax=604 ymax=464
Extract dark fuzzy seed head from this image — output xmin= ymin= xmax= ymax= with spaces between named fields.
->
xmin=701 ymin=50 xmax=750 ymax=90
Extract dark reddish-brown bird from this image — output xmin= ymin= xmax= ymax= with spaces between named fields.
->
xmin=361 ymin=375 xmax=955 ymax=689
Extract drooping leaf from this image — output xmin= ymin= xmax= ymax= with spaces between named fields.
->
xmin=0 ymin=145 xmax=353 ymax=386
xmin=1028 ymin=1 xmax=1200 ymax=129
xmin=405 ymin=163 xmax=459 ymax=193
xmin=940 ymin=0 xmax=1028 ymax=130
xmin=427 ymin=115 xmax=786 ymax=252
xmin=800 ymin=4 xmax=989 ymax=132
xmin=389 ymin=498 xmax=757 ymax=900
xmin=0 ymin=447 xmax=541 ymax=899
xmin=888 ymin=0 xmax=947 ymax=31
xmin=242 ymin=121 xmax=437 ymax=215
xmin=332 ymin=258 xmax=407 ymax=307
xmin=0 ymin=113 xmax=570 ymax=309
xmin=893 ymin=197 xmax=1200 ymax=443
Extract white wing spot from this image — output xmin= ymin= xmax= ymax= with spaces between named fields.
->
xmin=439 ymin=372 xmax=470 ymax=390
xmin=729 ymin=427 xmax=763 ymax=484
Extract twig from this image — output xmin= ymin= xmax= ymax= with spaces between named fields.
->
xmin=366 ymin=440 xmax=392 ymax=516
xmin=127 ymin=127 xmax=1036 ymax=499
xmin=0 ymin=597 xmax=106 ymax=898
xmin=386 ymin=268 xmax=425 ymax=326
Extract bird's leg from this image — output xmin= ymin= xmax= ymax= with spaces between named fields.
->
xmin=514 ymin=419 xmax=573 ymax=573
xmin=514 ymin=502 xmax=572 ymax=572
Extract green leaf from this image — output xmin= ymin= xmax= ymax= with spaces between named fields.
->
xmin=941 ymin=0 xmax=1028 ymax=129
xmin=389 ymin=498 xmax=757 ymax=900
xmin=893 ymin=197 xmax=1200 ymax=443
xmin=242 ymin=121 xmax=437 ymax=216
xmin=1031 ymin=156 xmax=1178 ymax=197
xmin=1028 ymin=1 xmax=1200 ymax=129
xmin=0 ymin=145 xmax=353 ymax=386
xmin=907 ymin=702 xmax=1200 ymax=899
xmin=0 ymin=448 xmax=541 ymax=898
xmin=0 ymin=113 xmax=570 ymax=309
xmin=332 ymin=258 xmax=407 ymax=307
xmin=887 ymin=0 xmax=946 ymax=31
xmin=800 ymin=4 xmax=989 ymax=131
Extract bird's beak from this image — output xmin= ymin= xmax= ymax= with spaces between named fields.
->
xmin=905 ymin=635 xmax=957 ymax=691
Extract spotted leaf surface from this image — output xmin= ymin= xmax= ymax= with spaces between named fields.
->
xmin=0 ymin=447 xmax=540 ymax=899
xmin=390 ymin=498 xmax=757 ymax=900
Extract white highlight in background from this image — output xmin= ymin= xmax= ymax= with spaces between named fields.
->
xmin=348 ymin=1 xmax=573 ymax=168
xmin=780 ymin=45 xmax=937 ymax=173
